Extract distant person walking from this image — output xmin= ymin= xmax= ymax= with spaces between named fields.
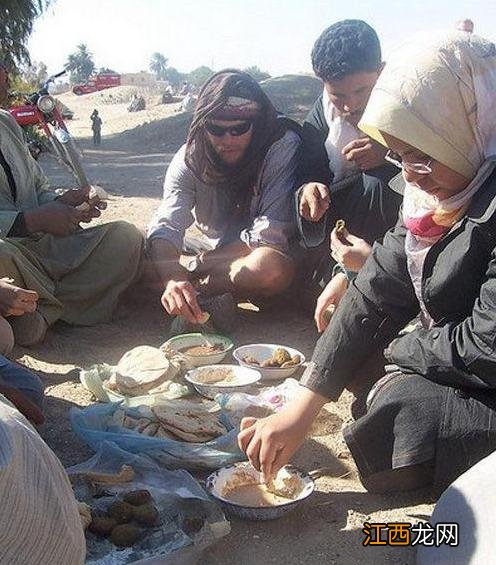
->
xmin=90 ymin=109 xmax=102 ymax=146
xmin=457 ymin=18 xmax=474 ymax=32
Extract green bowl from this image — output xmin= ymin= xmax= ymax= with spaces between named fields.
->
xmin=163 ymin=333 xmax=233 ymax=367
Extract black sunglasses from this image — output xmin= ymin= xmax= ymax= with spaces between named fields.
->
xmin=205 ymin=120 xmax=252 ymax=137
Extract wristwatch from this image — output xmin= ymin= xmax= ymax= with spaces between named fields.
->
xmin=184 ymin=254 xmax=204 ymax=274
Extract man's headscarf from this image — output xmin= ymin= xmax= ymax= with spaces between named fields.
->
xmin=185 ymin=70 xmax=287 ymax=203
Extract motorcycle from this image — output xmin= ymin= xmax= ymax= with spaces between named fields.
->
xmin=9 ymin=70 xmax=89 ymax=189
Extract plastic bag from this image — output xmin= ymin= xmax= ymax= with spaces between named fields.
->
xmin=217 ymin=378 xmax=343 ymax=438
xmin=70 ymin=402 xmax=244 ymax=470
xmin=68 ymin=442 xmax=230 ymax=565
xmin=216 ymin=378 xmax=303 ymax=424
xmin=79 ymin=364 xmax=190 ymax=405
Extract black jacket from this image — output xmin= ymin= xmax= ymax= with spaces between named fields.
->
xmin=302 ymin=162 xmax=496 ymax=400
xmin=296 ymin=96 xmax=401 ymax=250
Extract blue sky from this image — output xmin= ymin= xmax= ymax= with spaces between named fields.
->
xmin=28 ymin=0 xmax=495 ymax=77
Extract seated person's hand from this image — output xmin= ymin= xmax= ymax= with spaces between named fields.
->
xmin=161 ymin=279 xmax=205 ymax=324
xmin=24 ymin=201 xmax=85 ymax=237
xmin=330 ymin=226 xmax=372 ymax=273
xmin=57 ymin=186 xmax=107 ymax=223
xmin=342 ymin=137 xmax=387 ymax=171
xmin=314 ymin=272 xmax=348 ymax=333
xmin=0 ymin=278 xmax=38 ymax=317
xmin=237 ymin=406 xmax=312 ymax=482
xmin=299 ymin=182 xmax=330 ymax=222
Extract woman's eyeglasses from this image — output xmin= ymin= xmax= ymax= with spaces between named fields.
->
xmin=205 ymin=121 xmax=252 ymax=137
xmin=385 ymin=149 xmax=433 ymax=175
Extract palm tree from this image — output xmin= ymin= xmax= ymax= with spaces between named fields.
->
xmin=65 ymin=44 xmax=96 ymax=84
xmin=0 ymin=0 xmax=52 ymax=68
xmin=149 ymin=52 xmax=168 ymax=80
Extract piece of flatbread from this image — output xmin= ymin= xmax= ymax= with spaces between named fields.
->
xmin=115 ymin=346 xmax=171 ymax=395
xmin=123 ymin=415 xmax=139 ymax=429
xmin=155 ymin=426 xmax=181 ymax=440
xmin=134 ymin=418 xmax=152 ymax=433
xmin=141 ymin=422 xmax=159 ymax=437
xmin=159 ymin=424 xmax=215 ymax=443
xmin=152 ymin=404 xmax=226 ymax=437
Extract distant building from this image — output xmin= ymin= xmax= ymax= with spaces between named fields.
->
xmin=121 ymin=72 xmax=157 ymax=87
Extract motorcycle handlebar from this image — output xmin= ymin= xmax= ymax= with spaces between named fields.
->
xmin=41 ymin=69 xmax=67 ymax=90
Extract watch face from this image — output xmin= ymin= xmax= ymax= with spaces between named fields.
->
xmin=185 ymin=255 xmax=199 ymax=273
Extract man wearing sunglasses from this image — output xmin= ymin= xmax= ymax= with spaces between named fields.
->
xmin=296 ymin=20 xmax=402 ymax=332
xmin=148 ymin=70 xmax=301 ymax=331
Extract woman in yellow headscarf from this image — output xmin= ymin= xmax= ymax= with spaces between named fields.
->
xmin=238 ymin=31 xmax=496 ymax=494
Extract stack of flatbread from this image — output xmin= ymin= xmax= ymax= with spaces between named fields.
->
xmin=112 ymin=402 xmax=227 ymax=443
xmin=105 ymin=346 xmax=179 ymax=397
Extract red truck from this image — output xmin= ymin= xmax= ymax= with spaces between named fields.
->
xmin=72 ymin=73 xmax=121 ymax=95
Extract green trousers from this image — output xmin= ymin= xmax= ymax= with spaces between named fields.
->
xmin=0 ymin=221 xmax=143 ymax=325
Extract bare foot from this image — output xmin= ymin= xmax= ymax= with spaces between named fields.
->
xmin=0 ymin=278 xmax=38 ymax=317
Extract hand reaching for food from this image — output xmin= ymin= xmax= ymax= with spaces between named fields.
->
xmin=299 ymin=182 xmax=330 ymax=222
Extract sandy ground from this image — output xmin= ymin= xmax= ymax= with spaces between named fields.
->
xmin=19 ymin=91 xmax=434 ymax=564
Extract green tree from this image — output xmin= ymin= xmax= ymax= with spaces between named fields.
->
xmin=0 ymin=0 xmax=52 ymax=68
xmin=163 ymin=66 xmax=185 ymax=86
xmin=65 ymin=44 xmax=95 ymax=84
xmin=99 ymin=67 xmax=117 ymax=74
xmin=149 ymin=52 xmax=168 ymax=80
xmin=188 ymin=66 xmax=214 ymax=87
xmin=243 ymin=66 xmax=271 ymax=82
xmin=22 ymin=60 xmax=48 ymax=87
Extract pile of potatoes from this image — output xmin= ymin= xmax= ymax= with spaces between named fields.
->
xmin=243 ymin=347 xmax=301 ymax=369
xmin=86 ymin=489 xmax=159 ymax=548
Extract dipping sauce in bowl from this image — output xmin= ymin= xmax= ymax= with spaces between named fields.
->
xmin=206 ymin=462 xmax=314 ymax=520
xmin=162 ymin=333 xmax=233 ymax=367
xmin=179 ymin=343 xmax=225 ymax=356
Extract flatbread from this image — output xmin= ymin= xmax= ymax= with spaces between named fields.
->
xmin=115 ymin=346 xmax=171 ymax=395
xmin=141 ymin=422 xmax=159 ymax=436
xmin=134 ymin=418 xmax=152 ymax=433
xmin=160 ymin=425 xmax=215 ymax=443
xmin=152 ymin=404 xmax=226 ymax=437
xmin=155 ymin=426 xmax=180 ymax=440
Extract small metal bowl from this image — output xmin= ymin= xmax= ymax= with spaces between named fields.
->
xmin=206 ymin=462 xmax=314 ymax=521
xmin=185 ymin=365 xmax=261 ymax=399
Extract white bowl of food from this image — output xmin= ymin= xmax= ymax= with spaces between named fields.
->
xmin=206 ymin=462 xmax=314 ymax=520
xmin=185 ymin=364 xmax=261 ymax=399
xmin=163 ymin=333 xmax=233 ymax=367
xmin=233 ymin=344 xmax=305 ymax=381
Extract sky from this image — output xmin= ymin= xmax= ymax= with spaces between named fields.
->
xmin=28 ymin=0 xmax=495 ymax=77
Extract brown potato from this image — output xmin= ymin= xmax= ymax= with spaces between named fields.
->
xmin=271 ymin=348 xmax=291 ymax=366
xmin=110 ymin=524 xmax=141 ymax=547
xmin=242 ymin=355 xmax=260 ymax=366
xmin=123 ymin=490 xmax=152 ymax=507
xmin=89 ymin=516 xmax=117 ymax=536
xmin=107 ymin=500 xmax=135 ymax=524
xmin=133 ymin=504 xmax=159 ymax=527
xmin=261 ymin=358 xmax=279 ymax=368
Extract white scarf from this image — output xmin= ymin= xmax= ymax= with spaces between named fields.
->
xmin=322 ymin=89 xmax=362 ymax=183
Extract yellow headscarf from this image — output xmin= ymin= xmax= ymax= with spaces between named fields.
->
xmin=359 ymin=31 xmax=496 ymax=179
